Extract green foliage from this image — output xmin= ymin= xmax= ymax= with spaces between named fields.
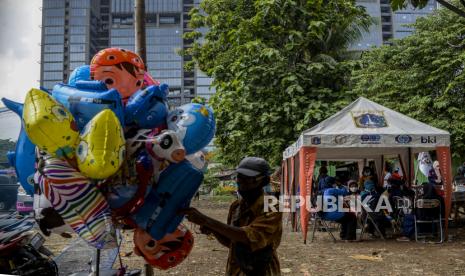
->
xmin=201 ymin=164 xmax=227 ymax=193
xmin=351 ymin=8 xmax=465 ymax=158
xmin=390 ymin=0 xmax=465 ymax=19
xmin=185 ymin=0 xmax=372 ymax=166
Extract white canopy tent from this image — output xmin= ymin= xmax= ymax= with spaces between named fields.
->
xmin=282 ymin=97 xmax=453 ymax=242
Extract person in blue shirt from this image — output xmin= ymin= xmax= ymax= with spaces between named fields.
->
xmin=321 ymin=184 xmax=357 ymax=240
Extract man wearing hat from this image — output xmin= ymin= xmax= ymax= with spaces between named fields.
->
xmin=180 ymin=157 xmax=282 ymax=276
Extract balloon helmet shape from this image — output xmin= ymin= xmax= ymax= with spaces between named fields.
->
xmin=23 ymin=89 xmax=79 ymax=159
xmin=90 ymin=48 xmax=145 ymax=100
xmin=76 ymin=109 xmax=126 ymax=179
xmin=133 ymin=224 xmax=194 ymax=270
xmin=167 ymin=103 xmax=216 ymax=155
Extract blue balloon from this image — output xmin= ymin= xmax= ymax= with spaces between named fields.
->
xmin=1 ymin=98 xmax=36 ymax=196
xmin=68 ymin=65 xmax=91 ymax=86
xmin=131 ymin=160 xmax=203 ymax=240
xmin=124 ymin=84 xmax=169 ymax=129
xmin=167 ymin=103 xmax=216 ymax=155
xmin=52 ymin=81 xmax=124 ymax=130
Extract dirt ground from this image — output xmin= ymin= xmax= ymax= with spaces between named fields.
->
xmin=45 ymin=197 xmax=465 ymax=276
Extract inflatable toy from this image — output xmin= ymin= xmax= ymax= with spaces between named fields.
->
xmin=33 ymin=193 xmax=73 ymax=237
xmin=52 ymin=82 xmax=124 ymax=130
xmin=145 ymin=130 xmax=186 ymax=163
xmin=104 ymin=151 xmax=153 ymax=213
xmin=124 ymin=84 xmax=169 ymax=129
xmin=68 ymin=65 xmax=90 ymax=86
xmin=22 ymin=89 xmax=79 ymax=159
xmin=77 ymin=109 xmax=126 ymax=179
xmin=167 ymin=103 xmax=216 ymax=155
xmin=131 ymin=160 xmax=203 ymax=240
xmin=90 ymin=48 xmax=145 ymax=100
xmin=133 ymin=224 xmax=194 ymax=270
xmin=1 ymin=98 xmax=36 ymax=196
xmin=186 ymin=151 xmax=208 ymax=172
xmin=143 ymin=71 xmax=160 ymax=87
xmin=37 ymin=156 xmax=116 ymax=249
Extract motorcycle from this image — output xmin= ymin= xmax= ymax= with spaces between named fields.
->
xmin=0 ymin=213 xmax=58 ymax=275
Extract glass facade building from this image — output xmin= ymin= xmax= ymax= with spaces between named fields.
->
xmin=40 ymin=0 xmax=215 ymax=108
xmin=350 ymin=0 xmax=437 ymax=51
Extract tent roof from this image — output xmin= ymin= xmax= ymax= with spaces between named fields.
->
xmin=283 ymin=97 xmax=450 ymax=159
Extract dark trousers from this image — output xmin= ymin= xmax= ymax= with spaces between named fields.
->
xmin=336 ymin=212 xmax=357 ymax=240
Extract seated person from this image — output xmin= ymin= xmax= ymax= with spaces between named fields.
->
xmin=335 ymin=176 xmax=348 ymax=192
xmin=359 ymin=166 xmax=377 ymax=191
xmin=361 ymin=180 xmax=391 ymax=237
xmin=321 ymin=183 xmax=357 ymax=241
xmin=397 ymin=181 xmax=444 ymax=241
xmin=347 ymin=180 xmax=360 ymax=195
xmin=317 ymin=166 xmax=333 ymax=193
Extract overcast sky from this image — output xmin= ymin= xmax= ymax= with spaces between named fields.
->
xmin=0 ymin=0 xmax=41 ymax=140
xmin=0 ymin=0 xmax=42 ymax=104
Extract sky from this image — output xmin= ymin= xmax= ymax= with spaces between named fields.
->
xmin=0 ymin=0 xmax=42 ymax=140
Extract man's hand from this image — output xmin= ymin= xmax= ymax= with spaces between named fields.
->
xmin=178 ymin=207 xmax=208 ymax=226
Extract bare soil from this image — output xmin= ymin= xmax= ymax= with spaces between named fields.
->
xmin=45 ymin=197 xmax=465 ymax=276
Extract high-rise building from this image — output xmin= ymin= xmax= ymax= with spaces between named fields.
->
xmin=351 ymin=0 xmax=436 ymax=51
xmin=40 ymin=0 xmax=215 ymax=107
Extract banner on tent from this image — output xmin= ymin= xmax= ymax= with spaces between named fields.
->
xmin=299 ymin=147 xmax=316 ymax=243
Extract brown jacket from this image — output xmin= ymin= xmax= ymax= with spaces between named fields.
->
xmin=225 ymin=195 xmax=282 ymax=276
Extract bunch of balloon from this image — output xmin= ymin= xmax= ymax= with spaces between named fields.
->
xmin=2 ymin=48 xmax=216 ymax=269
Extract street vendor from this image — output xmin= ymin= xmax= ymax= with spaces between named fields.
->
xmin=180 ymin=157 xmax=282 ymax=276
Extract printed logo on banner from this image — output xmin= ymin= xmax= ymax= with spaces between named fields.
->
xmin=395 ymin=135 xmax=412 ymax=144
xmin=351 ymin=111 xmax=388 ymax=128
xmin=421 ymin=136 xmax=437 ymax=144
xmin=311 ymin=137 xmax=321 ymax=145
xmin=335 ymin=135 xmax=348 ymax=145
xmin=360 ymin=134 xmax=381 ymax=144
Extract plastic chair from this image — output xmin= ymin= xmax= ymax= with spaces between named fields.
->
xmin=414 ymin=199 xmax=443 ymax=243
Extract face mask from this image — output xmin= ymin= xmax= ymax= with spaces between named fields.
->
xmin=350 ymin=187 xmax=358 ymax=192
xmin=238 ymin=185 xmax=263 ymax=203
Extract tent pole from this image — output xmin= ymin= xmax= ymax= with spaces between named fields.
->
xmin=408 ymin=148 xmax=413 ymax=186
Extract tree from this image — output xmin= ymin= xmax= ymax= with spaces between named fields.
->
xmin=185 ymin=0 xmax=371 ymax=166
xmin=390 ymin=0 xmax=465 ymax=19
xmin=350 ymin=8 xmax=465 ymax=158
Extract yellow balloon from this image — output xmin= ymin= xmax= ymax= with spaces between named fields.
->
xmin=76 ymin=109 xmax=126 ymax=179
xmin=23 ymin=88 xmax=79 ymax=158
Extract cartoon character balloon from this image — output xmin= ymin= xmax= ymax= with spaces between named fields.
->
xmin=1 ymin=98 xmax=36 ymax=196
xmin=22 ymin=89 xmax=79 ymax=159
xmin=77 ymin=109 xmax=126 ymax=179
xmin=68 ymin=65 xmax=90 ymax=86
xmin=124 ymin=84 xmax=169 ymax=129
xmin=90 ymin=48 xmax=145 ymax=101
xmin=133 ymin=224 xmax=194 ymax=270
xmin=167 ymin=103 xmax=216 ymax=155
